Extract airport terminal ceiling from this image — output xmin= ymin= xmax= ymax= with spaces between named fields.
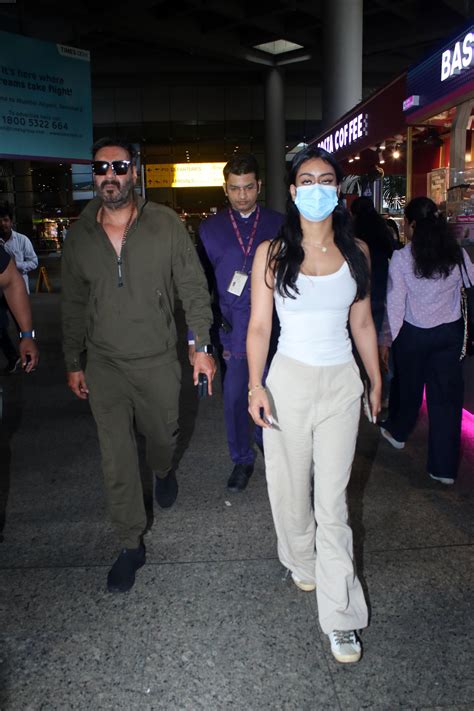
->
xmin=0 ymin=0 xmax=472 ymax=89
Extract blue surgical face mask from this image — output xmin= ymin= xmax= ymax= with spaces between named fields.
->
xmin=294 ymin=184 xmax=338 ymax=222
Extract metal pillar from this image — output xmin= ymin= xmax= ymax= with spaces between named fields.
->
xmin=406 ymin=125 xmax=413 ymax=202
xmin=322 ymin=0 xmax=363 ymax=130
xmin=450 ymin=99 xmax=474 ymax=185
xmin=264 ymin=68 xmax=287 ymax=213
xmin=13 ymin=161 xmax=34 ymax=236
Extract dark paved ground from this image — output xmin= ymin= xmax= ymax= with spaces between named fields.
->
xmin=0 ymin=261 xmax=473 ymax=710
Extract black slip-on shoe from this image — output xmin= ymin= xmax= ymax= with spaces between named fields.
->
xmin=107 ymin=544 xmax=146 ymax=593
xmin=155 ymin=469 xmax=178 ymax=508
xmin=227 ymin=463 xmax=254 ymax=492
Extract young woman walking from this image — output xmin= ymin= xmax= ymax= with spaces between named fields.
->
xmin=247 ymin=146 xmax=381 ymax=663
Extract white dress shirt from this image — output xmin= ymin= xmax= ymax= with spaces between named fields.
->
xmin=1 ymin=230 xmax=38 ymax=293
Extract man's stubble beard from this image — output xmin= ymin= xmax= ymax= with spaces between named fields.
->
xmin=99 ymin=176 xmax=135 ymax=209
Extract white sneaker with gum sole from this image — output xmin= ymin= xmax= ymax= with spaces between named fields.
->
xmin=291 ymin=572 xmax=316 ymax=592
xmin=328 ymin=630 xmax=362 ymax=663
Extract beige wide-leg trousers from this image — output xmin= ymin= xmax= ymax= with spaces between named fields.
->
xmin=263 ymin=353 xmax=368 ymax=634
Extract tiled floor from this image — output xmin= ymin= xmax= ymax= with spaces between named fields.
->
xmin=0 ymin=293 xmax=473 ymax=710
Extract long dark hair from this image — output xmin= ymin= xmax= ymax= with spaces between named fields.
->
xmin=268 ymin=146 xmax=370 ymax=300
xmin=406 ymin=197 xmax=461 ymax=279
xmin=350 ymin=196 xmax=393 ymax=259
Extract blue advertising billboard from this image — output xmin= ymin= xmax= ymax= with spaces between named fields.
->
xmin=0 ymin=31 xmax=92 ymax=161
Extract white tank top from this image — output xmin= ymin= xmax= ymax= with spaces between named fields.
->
xmin=274 ymin=261 xmax=357 ymax=366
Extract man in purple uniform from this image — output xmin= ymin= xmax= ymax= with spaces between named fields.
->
xmin=190 ymin=155 xmax=283 ymax=492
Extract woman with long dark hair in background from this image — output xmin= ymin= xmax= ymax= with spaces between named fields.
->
xmin=350 ymin=197 xmax=394 ymax=405
xmin=350 ymin=196 xmax=393 ymax=334
xmin=246 ymin=146 xmax=381 ymax=664
xmin=385 ymin=217 xmax=403 ymax=250
xmin=380 ymin=197 xmax=474 ymax=485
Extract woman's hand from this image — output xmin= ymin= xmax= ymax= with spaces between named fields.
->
xmin=248 ymin=387 xmax=273 ymax=428
xmin=369 ymin=382 xmax=382 ymax=423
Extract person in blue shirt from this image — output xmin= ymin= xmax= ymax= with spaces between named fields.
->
xmin=0 ymin=204 xmax=38 ymax=372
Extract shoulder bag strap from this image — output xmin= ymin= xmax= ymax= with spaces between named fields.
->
xmin=460 ymin=249 xmax=473 ymax=288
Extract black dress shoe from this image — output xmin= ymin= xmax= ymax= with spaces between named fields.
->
xmin=227 ymin=463 xmax=254 ymax=492
xmin=155 ymin=469 xmax=178 ymax=508
xmin=107 ymin=544 xmax=146 ymax=593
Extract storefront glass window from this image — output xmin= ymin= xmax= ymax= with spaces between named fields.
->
xmin=447 ymin=166 xmax=474 ymax=243
xmin=382 ymin=175 xmax=406 ymax=212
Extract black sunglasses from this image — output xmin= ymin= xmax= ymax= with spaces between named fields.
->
xmin=91 ymin=160 xmax=132 ymax=176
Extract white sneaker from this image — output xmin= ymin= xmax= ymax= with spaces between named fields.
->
xmin=7 ymin=357 xmax=21 ymax=374
xmin=328 ymin=630 xmax=362 ymax=663
xmin=380 ymin=427 xmax=405 ymax=449
xmin=429 ymin=473 xmax=455 ymax=485
xmin=291 ymin=572 xmax=316 ymax=592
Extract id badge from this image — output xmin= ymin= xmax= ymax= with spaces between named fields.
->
xmin=227 ymin=270 xmax=248 ymax=296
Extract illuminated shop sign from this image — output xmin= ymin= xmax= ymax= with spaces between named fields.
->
xmin=146 ymin=162 xmax=226 ymax=188
xmin=317 ymin=113 xmax=368 ymax=154
xmin=441 ymin=31 xmax=473 ymax=82
xmin=405 ymin=23 xmax=474 ymax=119
xmin=403 ymin=95 xmax=420 ymax=111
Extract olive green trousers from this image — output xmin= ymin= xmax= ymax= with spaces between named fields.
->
xmin=86 ymin=357 xmax=181 ymax=548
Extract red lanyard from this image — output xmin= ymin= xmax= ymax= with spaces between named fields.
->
xmin=228 ymin=207 xmax=260 ymax=269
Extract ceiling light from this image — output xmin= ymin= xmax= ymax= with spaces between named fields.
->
xmin=253 ymin=39 xmax=304 ymax=55
xmin=348 ymin=156 xmax=354 ymax=163
xmin=354 ymin=153 xmax=360 ymax=160
xmin=285 ymin=142 xmax=308 ymax=161
xmin=277 ymin=52 xmax=312 ymax=66
xmin=379 ymin=141 xmax=386 ymax=150
xmin=378 ymin=151 xmax=385 ymax=164
xmin=392 ymin=145 xmax=400 ymax=159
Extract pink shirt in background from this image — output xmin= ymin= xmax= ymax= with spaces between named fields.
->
xmin=386 ymin=244 xmax=474 ymax=343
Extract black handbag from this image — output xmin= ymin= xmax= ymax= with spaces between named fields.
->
xmin=460 ymin=252 xmax=474 ymax=358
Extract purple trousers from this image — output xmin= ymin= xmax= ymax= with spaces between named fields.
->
xmin=223 ymin=354 xmax=263 ymax=465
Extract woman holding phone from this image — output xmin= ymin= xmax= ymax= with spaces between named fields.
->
xmin=247 ymin=145 xmax=381 ymax=663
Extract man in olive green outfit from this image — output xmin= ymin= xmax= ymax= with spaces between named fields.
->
xmin=62 ymin=138 xmax=216 ymax=592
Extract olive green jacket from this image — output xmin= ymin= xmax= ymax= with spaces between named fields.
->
xmin=61 ymin=196 xmax=212 ymax=371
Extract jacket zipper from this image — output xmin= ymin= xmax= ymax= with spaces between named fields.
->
xmin=98 ymin=203 xmax=135 ymax=289
xmin=117 ymin=253 xmax=123 ymax=288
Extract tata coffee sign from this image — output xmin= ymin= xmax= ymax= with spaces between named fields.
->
xmin=404 ymin=24 xmax=474 ymax=121
xmin=317 ymin=113 xmax=368 ymax=154
xmin=310 ymin=75 xmax=406 ymax=161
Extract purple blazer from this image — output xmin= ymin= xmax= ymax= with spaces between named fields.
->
xmin=199 ymin=206 xmax=284 ymax=355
